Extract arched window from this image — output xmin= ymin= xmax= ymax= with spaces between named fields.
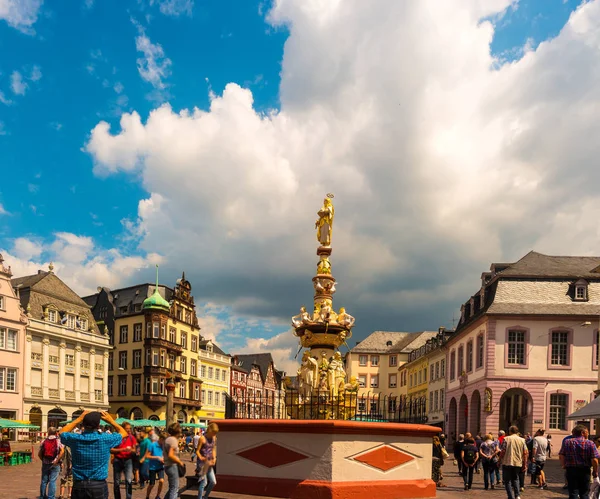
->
xmin=116 ymin=407 xmax=127 ymax=418
xmin=130 ymin=407 xmax=144 ymax=421
xmin=72 ymin=409 xmax=84 ymax=419
xmin=29 ymin=407 xmax=42 ymax=429
xmin=148 ymin=415 xmax=159 ymax=421
xmin=177 ymin=410 xmax=187 ymax=423
xmin=48 ymin=408 xmax=67 ymax=429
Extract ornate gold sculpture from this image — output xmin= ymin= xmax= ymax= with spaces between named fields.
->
xmin=287 ymin=195 xmax=357 ymax=420
xmin=315 ymin=196 xmax=335 ymax=247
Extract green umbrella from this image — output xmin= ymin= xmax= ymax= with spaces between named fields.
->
xmin=180 ymin=423 xmax=206 ymax=429
xmin=0 ymin=418 xmax=40 ymax=429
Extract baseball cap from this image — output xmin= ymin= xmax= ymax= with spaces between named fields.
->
xmin=82 ymin=412 xmax=102 ymax=428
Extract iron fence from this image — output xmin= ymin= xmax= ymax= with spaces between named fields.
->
xmin=225 ymin=390 xmax=428 ymax=424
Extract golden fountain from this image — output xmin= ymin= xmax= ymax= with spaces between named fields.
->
xmin=286 ymin=194 xmax=358 ymax=419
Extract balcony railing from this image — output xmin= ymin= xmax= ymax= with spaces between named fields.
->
xmin=49 ymin=389 xmax=59 ymax=399
xmin=95 ymin=363 xmax=104 ymax=371
xmin=80 ymin=393 xmax=90 ymax=402
xmin=31 ymin=387 xmax=42 ymax=397
xmin=65 ymin=391 xmax=75 ymax=400
xmin=80 ymin=360 xmax=90 ymax=369
xmin=31 ymin=353 xmax=42 ymax=361
xmin=49 ymin=355 xmax=59 ymax=364
xmin=144 ymin=337 xmax=183 ymax=354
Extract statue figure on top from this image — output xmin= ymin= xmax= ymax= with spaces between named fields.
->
xmin=317 ymin=255 xmax=331 ymax=275
xmin=291 ymin=306 xmax=312 ymax=328
xmin=337 ymin=307 xmax=355 ymax=328
xmin=315 ymin=196 xmax=335 ymax=247
xmin=298 ymin=351 xmax=319 ymax=402
xmin=328 ymin=352 xmax=346 ymax=398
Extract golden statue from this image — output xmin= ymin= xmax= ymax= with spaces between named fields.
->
xmin=315 ymin=197 xmax=335 ymax=246
xmin=317 ymin=255 xmax=331 ymax=275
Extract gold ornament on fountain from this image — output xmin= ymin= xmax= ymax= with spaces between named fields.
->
xmin=287 ymin=194 xmax=358 ymax=420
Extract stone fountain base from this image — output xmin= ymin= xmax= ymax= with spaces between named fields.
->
xmin=213 ymin=419 xmax=438 ymax=499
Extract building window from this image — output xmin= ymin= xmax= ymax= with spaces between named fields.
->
xmin=201 ymin=389 xmax=206 ymax=402
xmin=169 ymin=328 xmax=176 ymax=343
xmin=222 ymin=370 xmax=226 ymax=382
xmin=0 ymin=367 xmax=17 ymax=392
xmin=181 ymin=332 xmax=187 ymax=349
xmin=441 ymin=359 xmax=445 ymax=378
xmin=549 ymin=393 xmax=568 ymax=430
xmin=0 ymin=296 xmax=4 ymax=310
xmin=458 ymin=346 xmax=464 ymax=375
xmin=191 ymin=359 xmax=197 ymax=377
xmin=507 ymin=330 xmax=526 ymax=365
xmin=65 ymin=354 xmax=74 ymax=367
xmin=150 ymin=322 xmax=158 ymax=338
xmin=119 ymin=351 xmax=127 ymax=370
xmin=429 ymin=392 xmax=433 ymax=412
xmin=208 ymin=391 xmax=213 ymax=405
xmin=133 ymin=349 xmax=142 ymax=369
xmin=191 ymin=335 xmax=198 ymax=352
xmin=159 ymin=350 xmax=165 ymax=367
xmin=133 ymin=375 xmax=141 ymax=396
xmin=476 ymin=334 xmax=484 ymax=369
xmin=180 ymin=356 xmax=187 ymax=374
xmin=201 ymin=365 xmax=206 ymax=378
xmin=48 ymin=309 xmax=57 ymax=323
xmin=596 ymin=330 xmax=600 ymax=368
xmin=215 ymin=368 xmax=220 ymax=380
xmin=119 ymin=376 xmax=127 ymax=396
xmin=168 ymin=354 xmax=175 ymax=370
xmin=440 ymin=389 xmax=444 ymax=410
xmin=0 ymin=328 xmax=18 ymax=351
xmin=450 ymin=351 xmax=456 ymax=381
xmin=119 ymin=326 xmax=128 ymax=343
xmin=389 ymin=355 xmax=397 ymax=367
xmin=222 ymin=392 xmax=227 ymax=406
xmin=133 ymin=324 xmax=142 ymax=342
xmin=194 ymin=385 xmax=200 ymax=400
xmin=79 ymin=318 xmax=88 ymax=331
xmin=208 ymin=367 xmax=214 ymax=379
xmin=358 ymin=375 xmax=366 ymax=388
xmin=389 ymin=374 xmax=397 ymax=388
xmin=434 ymin=390 xmax=439 ymax=412
xmin=67 ymin=314 xmax=75 ymax=329
xmin=550 ymin=330 xmax=570 ymax=367
xmin=371 ymin=356 xmax=379 ymax=367
xmin=466 ymin=340 xmax=473 ymax=372
xmin=430 ymin=365 xmax=434 ymax=382
xmin=152 ymin=349 xmax=159 ymax=366
xmin=161 ymin=324 xmax=166 ymax=339
xmin=179 ymin=382 xmax=185 ymax=399
xmin=108 ymin=352 xmax=114 ymax=371
xmin=108 ymin=376 xmax=113 ymax=396
xmin=358 ymin=355 xmax=367 ymax=366
xmin=370 ymin=374 xmax=379 ymax=388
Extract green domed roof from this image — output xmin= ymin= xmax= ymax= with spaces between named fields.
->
xmin=142 ymin=265 xmax=171 ymax=312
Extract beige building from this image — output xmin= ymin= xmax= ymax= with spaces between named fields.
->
xmin=197 ymin=339 xmax=231 ymax=423
xmin=84 ymin=271 xmax=204 ymax=423
xmin=0 ymin=254 xmax=27 ymax=430
xmin=12 ymin=265 xmax=111 ymax=431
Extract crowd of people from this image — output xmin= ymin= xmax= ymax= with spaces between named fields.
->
xmin=432 ymin=424 xmax=600 ymax=499
xmin=35 ymin=411 xmax=219 ymax=499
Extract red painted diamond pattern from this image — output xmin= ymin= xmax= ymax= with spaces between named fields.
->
xmin=352 ymin=445 xmax=413 ymax=472
xmin=236 ymin=442 xmax=310 ymax=469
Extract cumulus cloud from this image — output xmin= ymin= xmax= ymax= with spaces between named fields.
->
xmin=135 ymin=26 xmax=172 ymax=91
xmin=144 ymin=0 xmax=193 ymax=17
xmin=0 ymin=0 xmax=43 ymax=33
xmin=0 ymin=203 xmax=8 ymax=214
xmin=82 ymin=0 xmax=600 ymax=366
xmin=1 ymin=233 xmax=161 ymax=296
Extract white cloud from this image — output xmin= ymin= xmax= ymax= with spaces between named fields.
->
xmin=82 ymin=0 xmax=600 ymax=340
xmin=29 ymin=65 xmax=42 ymax=82
xmin=0 ymin=91 xmax=12 ymax=105
xmin=84 ymin=0 xmax=94 ymax=9
xmin=0 ymin=121 xmax=6 ymax=136
xmin=234 ymin=331 xmax=301 ymax=375
xmin=2 ymin=233 xmax=161 ymax=296
xmin=10 ymin=71 xmax=27 ymax=95
xmin=135 ymin=29 xmax=172 ymax=91
xmin=0 ymin=203 xmax=7 ymax=215
xmin=143 ymin=0 xmax=193 ymax=17
xmin=0 ymin=0 xmax=43 ymax=33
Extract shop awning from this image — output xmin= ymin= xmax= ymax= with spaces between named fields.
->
xmin=0 ymin=418 xmax=40 ymax=429
xmin=567 ymin=397 xmax=600 ymax=420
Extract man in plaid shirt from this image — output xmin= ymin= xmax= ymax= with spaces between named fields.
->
xmin=559 ymin=424 xmax=599 ymax=499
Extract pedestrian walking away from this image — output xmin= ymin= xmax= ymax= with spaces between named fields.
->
xmin=58 ymin=411 xmax=127 ymax=499
xmin=138 ymin=429 xmax=152 ymax=489
xmin=39 ymin=427 xmax=65 ymax=499
xmin=531 ymin=428 xmax=549 ymax=489
xmin=500 ymin=425 xmax=528 ymax=499
xmin=480 ymin=433 xmax=499 ymax=490
xmin=461 ymin=436 xmax=479 ymax=490
xmin=144 ymin=432 xmax=166 ymax=499
xmin=111 ymin=422 xmax=138 ymax=499
xmin=58 ymin=445 xmax=73 ymax=499
xmin=559 ymin=424 xmax=600 ymax=499
xmin=196 ymin=423 xmax=219 ymax=499
xmin=454 ymin=434 xmax=465 ymax=475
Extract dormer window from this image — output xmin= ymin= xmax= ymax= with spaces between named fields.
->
xmin=573 ymin=279 xmax=589 ymax=302
xmin=48 ymin=309 xmax=57 ymax=323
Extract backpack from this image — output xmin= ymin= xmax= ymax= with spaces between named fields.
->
xmin=463 ymin=444 xmax=477 ymax=465
xmin=42 ymin=438 xmax=59 ymax=462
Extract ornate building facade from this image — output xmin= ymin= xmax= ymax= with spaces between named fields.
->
xmin=446 ymin=252 xmax=599 ymax=448
xmin=232 ymin=354 xmax=283 ymax=418
xmin=84 ymin=271 xmax=203 ymax=423
xmin=0 ymin=254 xmax=27 ymax=428
xmin=12 ymin=265 xmax=111 ymax=432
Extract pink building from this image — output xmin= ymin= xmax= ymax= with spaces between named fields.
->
xmin=0 ymin=254 xmax=27 ymax=428
xmin=446 ymin=252 xmax=599 ymax=448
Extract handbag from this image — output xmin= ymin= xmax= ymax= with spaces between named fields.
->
xmin=441 ymin=448 xmax=449 ymax=459
xmin=177 ymin=463 xmax=187 ymax=478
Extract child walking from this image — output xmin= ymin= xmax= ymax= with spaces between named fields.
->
xmin=195 ymin=423 xmax=218 ymax=499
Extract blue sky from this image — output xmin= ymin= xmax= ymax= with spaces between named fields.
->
xmin=1 ymin=0 xmax=597 ymax=372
